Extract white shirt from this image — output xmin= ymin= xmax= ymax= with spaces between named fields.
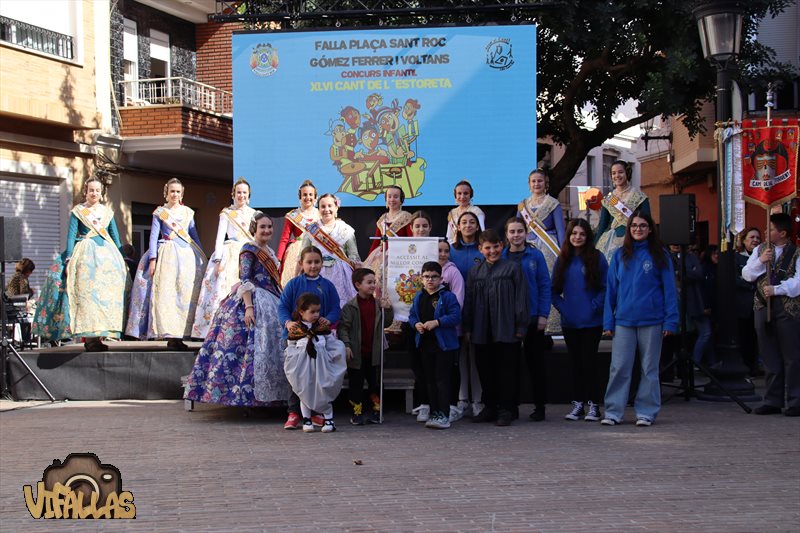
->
xmin=741 ymin=243 xmax=800 ymax=298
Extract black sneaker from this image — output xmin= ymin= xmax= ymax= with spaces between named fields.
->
xmin=783 ymin=406 xmax=800 ymax=417
xmin=496 ymin=409 xmax=513 ymax=426
xmin=564 ymin=401 xmax=585 ymax=421
xmin=367 ymin=411 xmax=381 ymax=424
xmin=471 ymin=407 xmax=497 ymax=423
xmin=350 ymin=414 xmax=365 ymax=425
xmin=529 ymin=405 xmax=546 ymax=422
xmin=754 ymin=405 xmax=782 ymax=415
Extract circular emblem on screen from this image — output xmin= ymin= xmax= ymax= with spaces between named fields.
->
xmin=486 ymin=38 xmax=513 ymax=70
xmin=408 ymin=244 xmax=417 ymax=254
xmin=250 ymin=43 xmax=279 ymax=77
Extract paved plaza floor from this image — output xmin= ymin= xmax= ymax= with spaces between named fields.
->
xmin=1 ymin=382 xmax=798 ymax=532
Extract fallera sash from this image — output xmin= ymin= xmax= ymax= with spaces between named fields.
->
xmin=222 ymin=207 xmax=254 ymax=241
xmin=285 ymin=208 xmax=319 ymax=238
xmin=602 ymin=190 xmax=646 ymax=228
xmin=378 ymin=211 xmax=413 ymax=236
xmin=154 ymin=206 xmax=205 ymax=258
xmin=305 ymin=221 xmax=356 ymax=268
xmin=247 ymin=243 xmax=282 ymax=293
xmin=517 ymin=197 xmax=560 ymax=257
xmin=72 ymin=204 xmax=114 ymax=246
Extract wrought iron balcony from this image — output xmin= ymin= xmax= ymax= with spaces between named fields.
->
xmin=120 ymin=77 xmax=232 ymax=116
xmin=0 ymin=15 xmax=74 ymax=60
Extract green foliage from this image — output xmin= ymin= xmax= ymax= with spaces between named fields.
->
xmin=530 ymin=0 xmax=797 ymax=193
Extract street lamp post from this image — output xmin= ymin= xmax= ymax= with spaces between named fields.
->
xmin=693 ymin=0 xmax=758 ymax=401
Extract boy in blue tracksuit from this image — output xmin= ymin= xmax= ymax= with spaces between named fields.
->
xmin=503 ymin=218 xmax=551 ymax=421
xmin=409 ymin=261 xmax=461 ymax=430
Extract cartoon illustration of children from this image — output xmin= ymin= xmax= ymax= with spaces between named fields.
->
xmin=328 ymin=121 xmax=349 ymax=168
xmin=340 ymin=106 xmax=361 ymax=159
xmin=399 ymin=99 xmax=421 ymax=160
xmin=354 ymin=125 xmax=389 ymax=164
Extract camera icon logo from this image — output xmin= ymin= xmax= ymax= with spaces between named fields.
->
xmin=23 ymin=453 xmax=136 ymax=519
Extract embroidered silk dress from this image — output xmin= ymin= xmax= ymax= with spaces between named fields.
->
xmin=126 ymin=205 xmax=206 ymax=339
xmin=34 ymin=204 xmax=128 ymax=341
xmin=191 ymin=205 xmax=255 ymax=339
xmin=277 ymin=208 xmax=320 ymax=288
xmin=301 ymin=218 xmax=361 ymax=308
xmin=517 ymin=195 xmax=565 ymax=334
xmin=184 ymin=243 xmax=287 ymax=406
xmin=595 ymin=189 xmax=650 ymax=263
xmin=283 ymin=322 xmax=347 ymax=413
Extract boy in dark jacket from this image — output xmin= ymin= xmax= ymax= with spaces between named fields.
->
xmin=409 ymin=261 xmax=462 ymax=429
xmin=463 ymin=229 xmax=529 ymax=426
xmin=338 ymin=268 xmax=394 ymax=425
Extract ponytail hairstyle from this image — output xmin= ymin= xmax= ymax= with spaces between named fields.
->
xmin=621 ymin=210 xmax=667 ymax=270
xmin=552 ymin=218 xmax=602 ymax=294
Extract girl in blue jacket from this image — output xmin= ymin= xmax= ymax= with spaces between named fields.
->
xmin=602 ymin=211 xmax=678 ymax=427
xmin=551 ymin=219 xmax=608 ymax=422
xmin=449 ymin=211 xmax=484 ymax=418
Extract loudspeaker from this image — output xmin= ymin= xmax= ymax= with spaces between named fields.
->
xmin=0 ymin=217 xmax=23 ymax=263
xmin=659 ymin=194 xmax=696 ymax=245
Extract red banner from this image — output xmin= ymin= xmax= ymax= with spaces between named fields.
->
xmin=741 ymin=118 xmax=799 ymax=208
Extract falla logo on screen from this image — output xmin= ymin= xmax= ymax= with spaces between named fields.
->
xmin=486 ymin=38 xmax=514 ymax=70
xmin=251 ymin=43 xmax=279 ymax=76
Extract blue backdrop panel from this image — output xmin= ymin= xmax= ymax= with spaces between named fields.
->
xmin=233 ymin=25 xmax=537 ymax=207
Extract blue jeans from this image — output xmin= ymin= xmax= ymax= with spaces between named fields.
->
xmin=691 ymin=316 xmax=712 ymax=365
xmin=604 ymin=324 xmax=664 ymax=422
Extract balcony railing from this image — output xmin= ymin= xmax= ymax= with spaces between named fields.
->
xmin=120 ymin=77 xmax=233 ymax=116
xmin=0 ymin=16 xmax=74 ymax=60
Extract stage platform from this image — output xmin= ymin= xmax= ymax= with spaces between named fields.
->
xmin=7 ymin=338 xmax=613 ymax=403
xmin=7 ymin=341 xmax=200 ymax=401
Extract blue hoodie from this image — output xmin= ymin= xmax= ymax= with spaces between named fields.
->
xmin=408 ymin=285 xmax=461 ymax=351
xmin=604 ymin=242 xmax=679 ymax=333
xmin=278 ymin=274 xmax=341 ymax=338
xmin=449 ymin=240 xmax=483 ymax=282
xmin=502 ymin=245 xmax=551 ymax=319
xmin=552 ymin=253 xmax=608 ymax=329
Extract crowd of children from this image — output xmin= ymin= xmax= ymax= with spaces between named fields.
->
xmin=177 ymin=171 xmax=798 ymax=432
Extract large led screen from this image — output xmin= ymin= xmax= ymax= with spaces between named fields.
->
xmin=233 ymin=25 xmax=536 ymax=207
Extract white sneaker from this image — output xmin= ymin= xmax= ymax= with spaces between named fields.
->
xmin=457 ymin=400 xmax=472 ymax=417
xmin=321 ymin=419 xmax=336 ymax=433
xmin=412 ymin=404 xmax=430 ymax=422
xmin=425 ymin=412 xmax=451 ymax=429
xmin=448 ymin=404 xmax=463 ymax=422
xmin=635 ymin=417 xmax=653 ymax=427
xmin=302 ymin=418 xmax=315 ymax=432
xmin=471 ymin=402 xmax=484 ymax=418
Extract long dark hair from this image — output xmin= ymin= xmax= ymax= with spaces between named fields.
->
xmin=552 ymin=219 xmax=602 ymax=293
xmin=452 ymin=211 xmax=482 ymax=249
xmin=621 ymin=210 xmax=668 ymax=270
